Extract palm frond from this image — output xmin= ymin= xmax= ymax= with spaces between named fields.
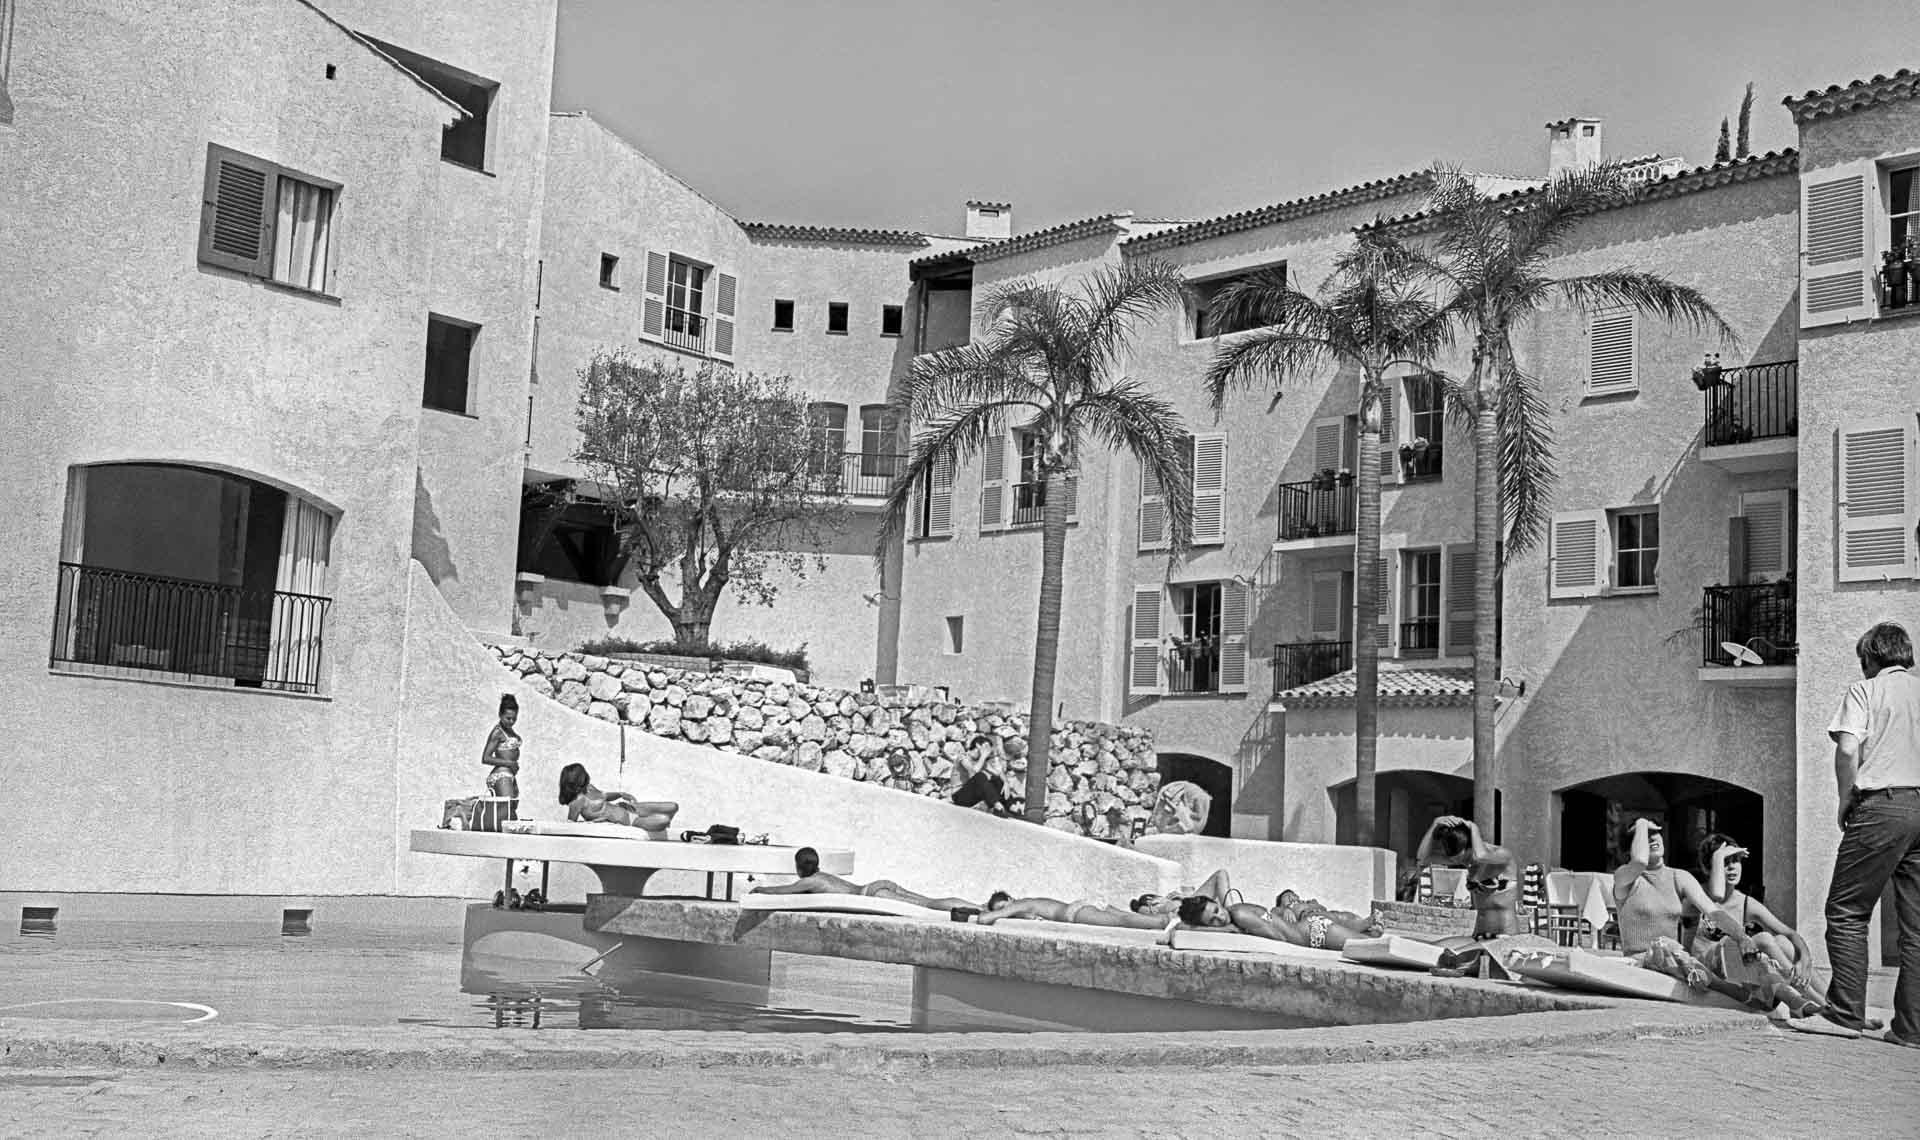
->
xmin=1509 ymin=160 xmax=1641 ymax=258
xmin=1554 ymin=269 xmax=1741 ymax=347
xmin=873 ymin=400 xmax=1029 ymax=566
xmin=1071 ymin=259 xmax=1192 ymax=379
xmin=1494 ymin=363 xmax=1557 ymax=556
xmin=1072 ymin=384 xmax=1195 ymax=554
xmin=898 ymin=340 xmax=1045 ymax=421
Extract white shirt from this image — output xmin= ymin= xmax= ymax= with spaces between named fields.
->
xmin=1827 ymin=665 xmax=1920 ymax=791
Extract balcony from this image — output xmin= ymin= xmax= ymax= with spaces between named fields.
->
xmin=1698 ymin=580 xmax=1796 ymax=688
xmin=1271 ymin=640 xmax=1351 ymax=696
xmin=1699 ymin=359 xmax=1796 ymax=474
xmin=1167 ymin=639 xmax=1221 ymax=695
xmin=662 ymin=306 xmax=708 ymax=355
xmin=1398 ymin=618 xmax=1442 ymax=660
xmin=801 ymin=452 xmax=907 ymax=499
xmin=1275 ymin=476 xmax=1356 ymax=548
xmin=1012 ymin=481 xmax=1046 ymax=527
xmin=49 ymin=562 xmax=331 ymax=693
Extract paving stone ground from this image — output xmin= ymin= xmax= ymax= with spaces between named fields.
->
xmin=2 ymin=1024 xmax=1914 ymax=1138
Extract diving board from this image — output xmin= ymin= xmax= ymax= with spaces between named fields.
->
xmin=409 ymin=828 xmax=852 ymax=897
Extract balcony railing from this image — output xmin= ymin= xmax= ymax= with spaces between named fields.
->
xmin=1272 ymin=640 xmax=1352 ymax=695
xmin=1399 ymin=442 xmax=1443 ymax=482
xmin=1702 ymin=360 xmax=1796 ymax=447
xmin=1167 ymin=641 xmax=1221 ymax=694
xmin=49 ymin=562 xmax=331 ymax=693
xmin=1277 ymin=477 xmax=1356 ymax=542
xmin=1701 ymin=581 xmax=1797 ymax=667
xmin=800 ymin=451 xmax=907 ymax=498
xmin=1012 ymin=481 xmax=1047 ymax=526
xmin=662 ymin=306 xmax=707 ymax=354
xmin=1399 ymin=618 xmax=1441 ymax=659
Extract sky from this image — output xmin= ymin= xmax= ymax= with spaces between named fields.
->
xmin=552 ymin=0 xmax=1920 ymax=236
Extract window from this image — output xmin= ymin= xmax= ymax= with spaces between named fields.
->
xmin=198 ymin=145 xmax=338 ymax=293
xmin=1614 ymin=508 xmax=1659 ymax=590
xmin=423 ymin=315 xmax=478 ymax=414
xmin=1401 ymin=374 xmax=1445 ymax=480
xmin=1189 ymin=263 xmax=1286 ymax=338
xmin=665 ymin=257 xmax=708 ymax=347
xmin=805 ymin=402 xmax=848 ymax=480
xmin=641 ymin=253 xmax=735 ymax=358
xmin=1013 ymin=428 xmax=1046 ymax=526
xmin=1132 ymin=579 xmax=1249 ymax=696
xmin=827 ymin=302 xmax=850 ymax=335
xmin=1138 ymin=432 xmax=1227 ymax=547
xmin=599 ymin=254 xmax=619 ymax=290
xmin=1836 ymin=417 xmax=1918 ymax=581
xmin=881 ymin=304 xmax=904 ymax=337
xmin=858 ymin=405 xmax=903 ymax=487
xmin=1400 ymin=549 xmax=1442 ymax=658
xmin=1168 ymin=582 xmax=1224 ymax=693
xmin=945 ymin=616 xmax=965 ymax=655
xmin=772 ymin=299 xmax=795 ymax=331
xmin=913 ymin=453 xmax=956 ymax=539
xmin=361 ymin=38 xmax=497 ymax=170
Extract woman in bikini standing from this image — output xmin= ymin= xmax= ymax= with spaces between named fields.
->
xmin=480 ymin=694 xmax=522 ymax=799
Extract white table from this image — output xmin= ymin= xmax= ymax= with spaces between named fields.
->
xmin=409 ymin=829 xmax=854 ymax=899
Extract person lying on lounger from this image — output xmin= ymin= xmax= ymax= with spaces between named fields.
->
xmin=1126 ymin=868 xmax=1235 ymax=918
xmin=1273 ymin=889 xmax=1384 ymax=935
xmin=975 ymin=892 xmax=1170 ymax=930
xmin=1175 ymin=895 xmax=1375 ymax=951
xmin=748 ymin=847 xmax=978 ymax=911
xmin=558 ymin=763 xmax=677 ymax=832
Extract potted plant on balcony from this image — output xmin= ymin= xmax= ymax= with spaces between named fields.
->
xmin=1311 ymin=466 xmax=1337 ymax=491
xmin=1335 ymin=466 xmax=1354 ymax=486
xmin=1168 ymin=633 xmax=1215 ymax=665
xmin=1690 ymin=352 xmax=1726 ymax=392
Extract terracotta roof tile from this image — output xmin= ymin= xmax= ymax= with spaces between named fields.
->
xmin=741 ymin=222 xmax=929 ymax=248
xmin=1784 ymin=67 xmax=1920 ymax=124
xmin=1120 ymin=171 xmax=1433 ymax=254
xmin=908 ymin=212 xmax=1134 ymax=270
xmin=1274 ymin=666 xmax=1475 ymax=709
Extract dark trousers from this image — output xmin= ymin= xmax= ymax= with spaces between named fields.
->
xmin=952 ymin=770 xmax=1004 ymax=810
xmin=1823 ymin=786 xmax=1920 ymax=1039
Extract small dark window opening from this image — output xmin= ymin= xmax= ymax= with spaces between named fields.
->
xmin=773 ymin=299 xmax=795 ymax=331
xmin=360 ymin=37 xmax=497 ymax=171
xmin=599 ymin=253 xmax=619 ymax=290
xmin=423 ymin=315 xmax=478 ymax=413
xmin=827 ymin=302 xmax=850 ymax=335
xmin=325 ymin=64 xmax=337 ymax=80
xmin=520 ymin=501 xmax=623 ymax=586
xmin=881 ymin=304 xmax=903 ymax=337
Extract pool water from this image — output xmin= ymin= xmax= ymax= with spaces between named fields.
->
xmin=0 ymin=919 xmax=1310 ymax=1035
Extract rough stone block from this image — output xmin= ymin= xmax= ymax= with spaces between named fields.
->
xmin=587 ymin=701 xmax=620 ymax=722
xmin=682 ymin=694 xmax=713 ymax=720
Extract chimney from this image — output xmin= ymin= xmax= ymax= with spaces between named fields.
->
xmin=1546 ymin=117 xmax=1604 ymax=179
xmin=965 ymin=200 xmax=1012 ymax=241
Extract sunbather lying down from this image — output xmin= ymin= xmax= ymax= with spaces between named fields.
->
xmin=747 ymin=847 xmax=978 ymax=911
xmin=1127 ymin=868 xmax=1234 ymax=918
xmin=1273 ymin=889 xmax=1385 ymax=936
xmin=1176 ymin=896 xmax=1378 ymax=950
xmin=976 ymin=892 xmax=1169 ymax=930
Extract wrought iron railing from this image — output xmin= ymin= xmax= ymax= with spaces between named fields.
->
xmin=1703 ymin=360 xmax=1797 ymax=446
xmin=1277 ymin=477 xmax=1356 ymax=541
xmin=662 ymin=306 xmax=707 ymax=354
xmin=1271 ymin=640 xmax=1351 ymax=695
xmin=1166 ymin=642 xmax=1221 ymax=694
xmin=1399 ymin=619 xmax=1442 ymax=659
xmin=1701 ymin=581 xmax=1797 ymax=667
xmin=49 ymin=562 xmax=331 ymax=692
xmin=1012 ymin=482 xmax=1046 ymax=526
xmin=800 ymin=452 xmax=907 ymax=498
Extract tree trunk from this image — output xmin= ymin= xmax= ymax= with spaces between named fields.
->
xmin=671 ymin=617 xmax=712 ymax=647
xmin=1470 ymin=339 xmax=1502 ymax=837
xmin=1022 ymin=468 xmax=1072 ymax=824
xmin=1351 ymin=371 xmax=1384 ymax=848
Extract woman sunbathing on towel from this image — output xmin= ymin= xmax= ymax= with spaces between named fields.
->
xmin=1176 ymin=895 xmax=1375 ymax=950
xmin=1126 ymin=867 xmax=1235 ymax=919
xmin=557 ymin=763 xmax=678 ymax=833
xmin=749 ymin=847 xmax=979 ymax=911
xmin=977 ymin=892 xmax=1169 ymax=930
xmin=1273 ymin=890 xmax=1384 ymax=936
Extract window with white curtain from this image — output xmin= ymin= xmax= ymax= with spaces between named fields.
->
xmin=198 ymin=143 xmax=340 ymax=294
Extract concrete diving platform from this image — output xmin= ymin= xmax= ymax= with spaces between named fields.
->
xmin=585 ymin=897 xmax=1608 ymax=1027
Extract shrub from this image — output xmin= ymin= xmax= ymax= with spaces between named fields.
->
xmin=574 ymin=636 xmax=810 ymax=673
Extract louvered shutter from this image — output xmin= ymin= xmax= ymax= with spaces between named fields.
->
xmin=1372 ymin=555 xmax=1393 ymax=651
xmin=1739 ymin=490 xmax=1791 ymax=582
xmin=1138 ymin=463 xmax=1168 ymax=549
xmin=1445 ymin=545 xmax=1476 ymax=655
xmin=1586 ymin=309 xmax=1638 ymax=397
xmin=1548 ymin=510 xmax=1610 ymax=599
xmin=1129 ymin=585 xmax=1164 ymax=695
xmin=1376 ymin=385 xmax=1397 ymax=481
xmin=712 ymin=271 xmax=737 ymax=359
xmin=641 ymin=251 xmax=667 ymax=341
xmin=926 ymin=451 xmax=956 ymax=537
xmin=1308 ymin=570 xmax=1344 ymax=640
xmin=979 ymin=425 xmax=1007 ymax=532
xmin=200 ymin=145 xmax=275 ymax=276
xmin=1836 ymin=418 xmax=1917 ymax=582
xmin=1192 ymin=432 xmax=1227 ymax=544
xmin=1312 ymin=419 xmax=1345 ymax=472
xmin=1800 ymin=163 xmax=1878 ymax=329
xmin=1219 ymin=579 xmax=1250 ymax=693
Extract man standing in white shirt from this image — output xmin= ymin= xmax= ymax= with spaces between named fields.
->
xmin=1791 ymin=622 xmax=1920 ymax=1047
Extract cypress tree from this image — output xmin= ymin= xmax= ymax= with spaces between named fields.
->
xmin=1715 ymin=118 xmax=1732 ymax=163
xmin=1736 ymin=83 xmax=1755 ymax=159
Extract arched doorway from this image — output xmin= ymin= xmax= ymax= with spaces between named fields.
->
xmin=1156 ymin=753 xmax=1232 ymax=837
xmin=1558 ymin=774 xmax=1767 ymax=899
xmin=1334 ymin=774 xmax=1501 ymax=862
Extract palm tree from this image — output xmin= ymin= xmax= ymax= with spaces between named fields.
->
xmin=880 ymin=259 xmax=1195 ymax=824
xmin=1424 ymin=161 xmax=1738 ymax=834
xmin=1202 ymin=232 xmax=1447 ymax=848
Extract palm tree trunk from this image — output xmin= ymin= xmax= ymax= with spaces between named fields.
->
xmin=1022 ymin=468 xmax=1071 ymax=824
xmin=1470 ymin=341 xmax=1502 ymax=836
xmin=1351 ymin=372 xmax=1383 ymax=848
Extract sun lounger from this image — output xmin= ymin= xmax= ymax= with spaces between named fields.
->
xmin=1339 ymin=935 xmax=1446 ymax=970
xmin=503 ymin=819 xmax=665 ymax=840
xmin=737 ymin=893 xmax=951 ymax=921
xmin=1166 ymin=926 xmax=1342 ymax=960
xmin=1505 ymin=948 xmax=1747 ymax=1009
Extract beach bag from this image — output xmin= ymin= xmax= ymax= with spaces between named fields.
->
xmin=442 ymin=797 xmax=480 ymax=830
xmin=681 ymin=824 xmax=743 ymax=845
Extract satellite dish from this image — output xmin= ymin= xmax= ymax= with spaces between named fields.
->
xmin=1721 ymin=641 xmax=1764 ymax=666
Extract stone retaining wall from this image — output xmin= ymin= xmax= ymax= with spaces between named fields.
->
xmin=489 ymin=645 xmax=1161 ymax=839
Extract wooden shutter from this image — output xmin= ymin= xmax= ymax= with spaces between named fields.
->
xmin=1836 ymin=418 xmax=1917 ymax=582
xmin=1138 ymin=463 xmax=1168 ymax=549
xmin=1376 ymin=384 xmax=1397 ymax=481
xmin=1308 ymin=570 xmax=1345 ymax=641
xmin=712 ymin=271 xmax=737 ymax=359
xmin=1371 ymin=555 xmax=1393 ymax=651
xmin=200 ymin=145 xmax=275 ymax=276
xmin=1192 ymin=431 xmax=1227 ymax=544
xmin=979 ymin=425 xmax=1007 ymax=532
xmin=1129 ymin=585 xmax=1164 ymax=695
xmin=1219 ymin=579 xmax=1250 ymax=693
xmin=1312 ymin=418 xmax=1346 ymax=471
xmin=641 ymin=251 xmax=667 ymax=341
xmin=1586 ymin=309 xmax=1638 ymax=397
xmin=925 ymin=451 xmax=956 ymax=537
xmin=1548 ymin=510 xmax=1609 ymax=599
xmin=1445 ymin=545 xmax=1476 ymax=655
xmin=1800 ymin=163 xmax=1878 ymax=329
xmin=1738 ymin=490 xmax=1791 ymax=583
